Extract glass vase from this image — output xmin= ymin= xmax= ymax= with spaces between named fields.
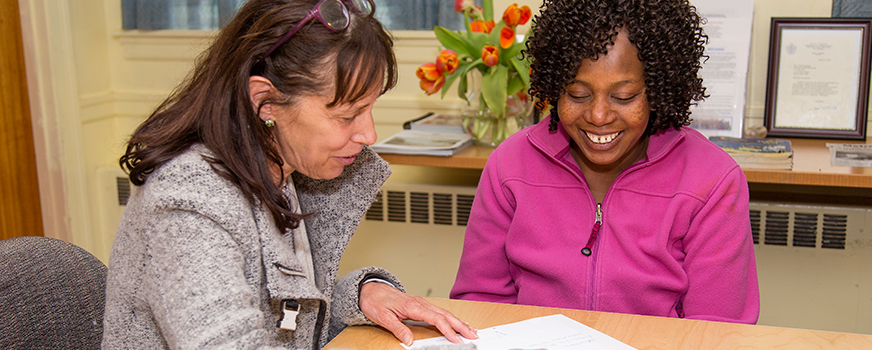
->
xmin=460 ymin=74 xmax=534 ymax=147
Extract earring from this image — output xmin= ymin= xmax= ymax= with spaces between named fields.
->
xmin=264 ymin=119 xmax=276 ymax=128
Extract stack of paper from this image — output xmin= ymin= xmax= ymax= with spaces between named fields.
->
xmin=709 ymin=136 xmax=793 ymax=170
xmin=372 ymin=130 xmax=474 ymax=157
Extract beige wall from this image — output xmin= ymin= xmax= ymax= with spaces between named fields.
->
xmin=20 ymin=0 xmax=864 ymax=263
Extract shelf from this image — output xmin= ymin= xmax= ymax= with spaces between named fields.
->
xmin=378 ymin=145 xmax=494 ymax=169
xmin=377 ymin=139 xmax=872 ymax=189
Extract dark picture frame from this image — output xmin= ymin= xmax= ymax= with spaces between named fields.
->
xmin=764 ymin=18 xmax=872 ymax=140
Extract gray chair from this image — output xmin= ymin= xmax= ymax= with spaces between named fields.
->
xmin=0 ymin=236 xmax=107 ymax=349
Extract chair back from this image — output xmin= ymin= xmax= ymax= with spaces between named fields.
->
xmin=0 ymin=236 xmax=107 ymax=349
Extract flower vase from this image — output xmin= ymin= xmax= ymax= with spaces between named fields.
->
xmin=461 ymin=77 xmax=534 ymax=147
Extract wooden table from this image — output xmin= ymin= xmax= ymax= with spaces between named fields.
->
xmin=378 ymin=138 xmax=872 ymax=189
xmin=325 ymin=298 xmax=872 ymax=349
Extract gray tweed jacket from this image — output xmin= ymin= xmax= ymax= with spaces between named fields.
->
xmin=101 ymin=144 xmax=401 ymax=350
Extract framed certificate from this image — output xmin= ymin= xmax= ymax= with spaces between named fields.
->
xmin=764 ymin=18 xmax=872 ymax=140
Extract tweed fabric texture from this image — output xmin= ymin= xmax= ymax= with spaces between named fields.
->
xmin=0 ymin=236 xmax=107 ymax=349
xmin=102 ymin=144 xmax=399 ymax=349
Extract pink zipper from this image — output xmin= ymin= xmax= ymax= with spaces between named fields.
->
xmin=581 ymin=204 xmax=602 ymax=256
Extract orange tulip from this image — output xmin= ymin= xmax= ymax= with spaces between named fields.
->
xmin=420 ymin=75 xmax=445 ymax=95
xmin=502 ymin=3 xmax=521 ymax=27
xmin=481 ymin=45 xmax=499 ymax=67
xmin=436 ymin=50 xmax=459 ymax=75
xmin=502 ymin=4 xmax=532 ymax=27
xmin=518 ymin=5 xmax=532 ymax=25
xmin=470 ymin=19 xmax=495 ymax=34
xmin=500 ymin=26 xmax=515 ymax=49
xmin=416 ymin=62 xmax=441 ymax=81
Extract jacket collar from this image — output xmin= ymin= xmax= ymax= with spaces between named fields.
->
xmin=292 ymin=146 xmax=391 ymax=291
xmin=252 ymin=146 xmax=391 ymax=300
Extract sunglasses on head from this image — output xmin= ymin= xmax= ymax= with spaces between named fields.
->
xmin=256 ymin=0 xmax=375 ymax=69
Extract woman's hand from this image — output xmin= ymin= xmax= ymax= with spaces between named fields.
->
xmin=359 ymin=282 xmax=478 ymax=346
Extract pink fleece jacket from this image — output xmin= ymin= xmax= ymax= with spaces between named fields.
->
xmin=450 ymin=120 xmax=760 ymax=324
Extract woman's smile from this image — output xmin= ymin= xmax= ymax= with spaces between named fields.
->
xmin=584 ymin=130 xmax=621 ymax=144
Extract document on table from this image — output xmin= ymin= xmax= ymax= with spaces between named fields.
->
xmin=402 ymin=314 xmax=638 ymax=350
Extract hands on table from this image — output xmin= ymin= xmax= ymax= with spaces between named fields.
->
xmin=359 ymin=282 xmax=478 ymax=346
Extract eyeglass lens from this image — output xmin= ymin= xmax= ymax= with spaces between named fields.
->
xmin=347 ymin=0 xmax=373 ymax=15
xmin=319 ymin=0 xmax=349 ymax=31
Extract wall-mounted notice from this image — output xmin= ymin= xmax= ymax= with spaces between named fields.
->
xmin=688 ymin=0 xmax=754 ymax=138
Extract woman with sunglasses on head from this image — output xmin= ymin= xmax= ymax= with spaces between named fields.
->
xmin=450 ymin=0 xmax=760 ymax=324
xmin=101 ymin=0 xmax=477 ymax=348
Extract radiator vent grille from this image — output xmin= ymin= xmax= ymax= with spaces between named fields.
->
xmin=456 ymin=194 xmax=474 ymax=226
xmin=822 ymin=214 xmax=848 ymax=249
xmin=750 ymin=210 xmax=761 ymax=244
xmin=116 ymin=177 xmax=131 ymax=205
xmin=410 ymin=192 xmax=429 ymax=224
xmin=433 ymin=193 xmax=454 ymax=225
xmin=386 ymin=191 xmax=406 ymax=222
xmin=764 ymin=211 xmax=789 ymax=246
xmin=749 ymin=202 xmax=867 ymax=250
xmin=364 ymin=183 xmax=476 ymax=226
xmin=792 ymin=212 xmax=818 ymax=247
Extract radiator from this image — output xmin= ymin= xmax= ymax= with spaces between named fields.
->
xmin=339 ymin=182 xmax=476 ymax=299
xmin=749 ymin=201 xmax=872 ymax=334
xmin=103 ymin=174 xmax=872 ymax=334
xmin=341 ymin=182 xmax=872 ymax=334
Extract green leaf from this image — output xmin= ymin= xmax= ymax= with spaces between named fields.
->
xmin=440 ymin=71 xmax=462 ymax=100
xmin=507 ymin=74 xmax=524 ymax=96
xmin=481 ymin=65 xmax=508 ymax=118
xmin=467 ymin=31 xmax=490 ymax=54
xmin=434 ymin=26 xmax=477 ymax=58
xmin=501 ymin=42 xmax=524 ymax=65
xmin=457 ymin=73 xmax=468 ymax=101
xmin=509 ymin=57 xmax=530 ymax=89
xmin=483 ymin=0 xmax=494 ymax=22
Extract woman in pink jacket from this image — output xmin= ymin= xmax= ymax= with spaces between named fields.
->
xmin=450 ymin=0 xmax=760 ymax=324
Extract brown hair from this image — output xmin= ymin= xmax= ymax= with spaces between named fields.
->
xmin=120 ymin=0 xmax=397 ymax=233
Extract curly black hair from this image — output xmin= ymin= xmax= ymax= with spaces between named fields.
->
xmin=525 ymin=0 xmax=708 ymax=134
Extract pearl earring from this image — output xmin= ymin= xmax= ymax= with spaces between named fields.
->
xmin=264 ymin=119 xmax=276 ymax=128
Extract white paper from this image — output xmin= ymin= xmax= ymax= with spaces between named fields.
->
xmin=827 ymin=143 xmax=872 ymax=167
xmin=687 ymin=0 xmax=753 ymax=138
xmin=371 ymin=130 xmax=474 ymax=156
xmin=402 ymin=314 xmax=637 ymax=350
xmin=774 ymin=28 xmax=864 ymax=130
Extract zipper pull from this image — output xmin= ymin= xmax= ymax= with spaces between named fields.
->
xmin=581 ymin=204 xmax=602 ymax=256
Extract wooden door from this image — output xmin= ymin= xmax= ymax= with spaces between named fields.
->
xmin=1 ymin=0 xmax=44 ymax=240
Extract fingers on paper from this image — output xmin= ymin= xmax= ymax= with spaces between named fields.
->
xmin=359 ymin=283 xmax=477 ymax=345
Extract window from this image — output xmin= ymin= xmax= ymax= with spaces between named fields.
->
xmin=375 ymin=0 xmax=471 ymax=31
xmin=121 ymin=0 xmax=474 ymax=31
xmin=121 ymin=0 xmax=245 ymax=30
